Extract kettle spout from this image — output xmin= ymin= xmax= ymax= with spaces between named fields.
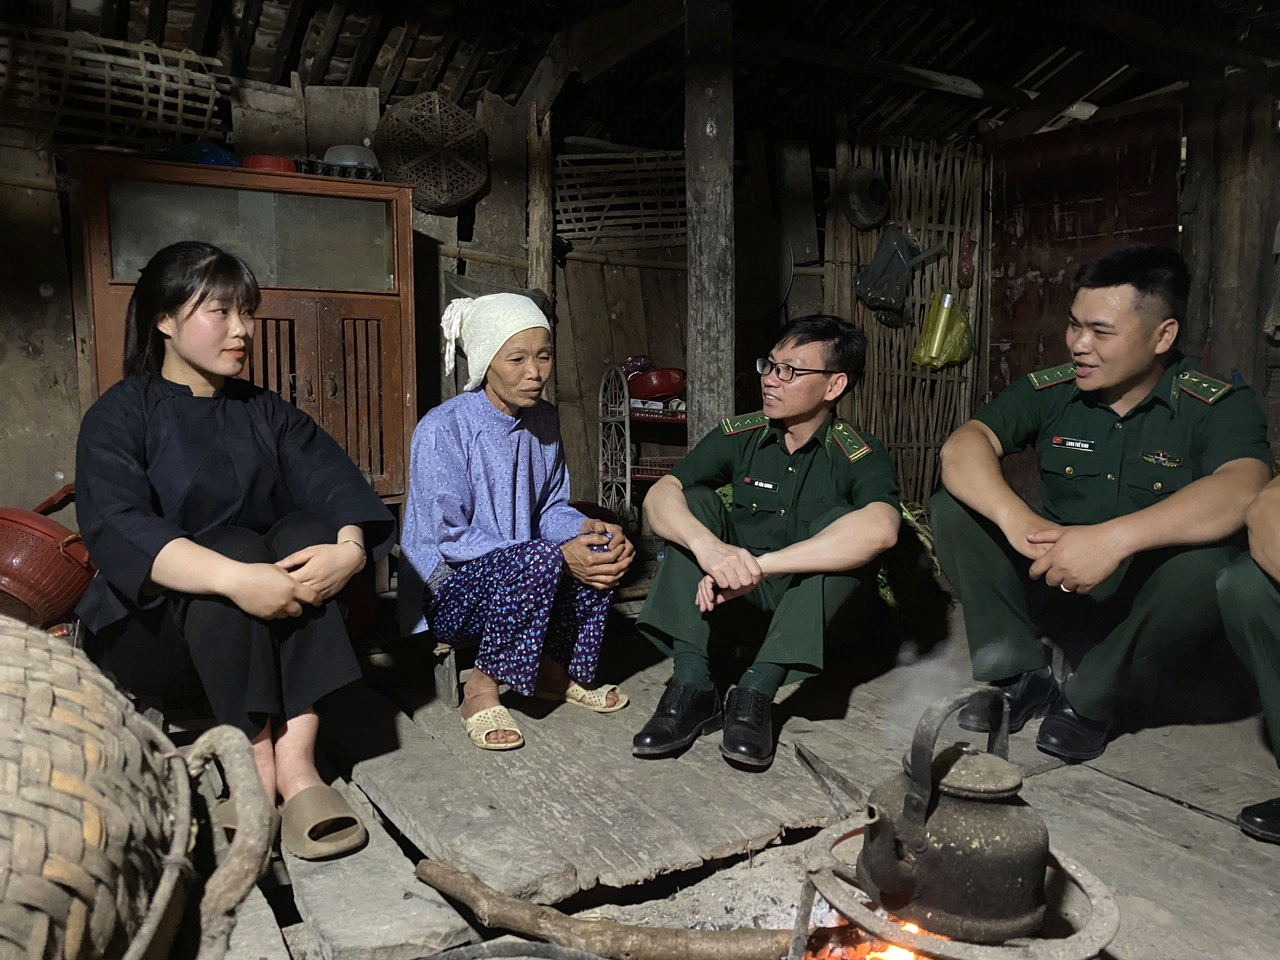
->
xmin=860 ymin=803 xmax=916 ymax=897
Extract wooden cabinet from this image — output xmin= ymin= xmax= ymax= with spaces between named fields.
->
xmin=76 ymin=155 xmax=416 ymax=502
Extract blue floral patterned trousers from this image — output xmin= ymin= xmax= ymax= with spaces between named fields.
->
xmin=428 ymin=539 xmax=613 ymax=696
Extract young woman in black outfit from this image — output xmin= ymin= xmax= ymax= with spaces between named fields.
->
xmin=75 ymin=241 xmax=393 ymax=860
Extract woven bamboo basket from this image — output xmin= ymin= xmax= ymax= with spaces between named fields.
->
xmin=373 ymin=90 xmax=488 ymax=213
xmin=0 ymin=23 xmax=225 ymax=145
xmin=0 ymin=615 xmax=270 ymax=960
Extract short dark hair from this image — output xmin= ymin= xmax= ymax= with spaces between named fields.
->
xmin=1072 ymin=244 xmax=1190 ymax=324
xmin=773 ymin=314 xmax=868 ymax=397
xmin=122 ymin=241 xmax=261 ymax=377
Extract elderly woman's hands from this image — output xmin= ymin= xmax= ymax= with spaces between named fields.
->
xmin=561 ymin=518 xmax=635 ymax=590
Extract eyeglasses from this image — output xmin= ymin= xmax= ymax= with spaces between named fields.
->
xmin=756 ymin=357 xmax=839 ymax=382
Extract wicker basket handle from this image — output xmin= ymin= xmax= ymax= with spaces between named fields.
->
xmin=182 ymin=726 xmax=275 ymax=960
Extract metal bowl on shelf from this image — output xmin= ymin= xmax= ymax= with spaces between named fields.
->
xmin=628 ymin=367 xmax=686 ymax=401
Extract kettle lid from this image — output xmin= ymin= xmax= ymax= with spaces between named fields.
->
xmin=905 ymin=743 xmax=1024 ymax=800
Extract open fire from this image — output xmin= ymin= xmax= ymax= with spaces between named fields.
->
xmin=805 ymin=916 xmax=948 ymax=960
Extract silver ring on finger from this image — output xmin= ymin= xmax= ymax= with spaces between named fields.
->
xmin=1060 ymin=583 xmax=1071 ymax=593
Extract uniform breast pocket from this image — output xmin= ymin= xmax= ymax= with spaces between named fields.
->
xmin=1124 ymin=459 xmax=1193 ymax=509
xmin=733 ymin=480 xmax=781 ymax=550
xmin=1040 ymin=448 xmax=1103 ymax=506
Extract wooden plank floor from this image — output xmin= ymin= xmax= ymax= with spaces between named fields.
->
xmin=318 ymin=606 xmax=1280 ymax=958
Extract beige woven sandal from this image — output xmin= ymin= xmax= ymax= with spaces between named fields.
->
xmin=462 ymin=704 xmax=525 ymax=750
xmin=535 ymin=680 xmax=629 ymax=714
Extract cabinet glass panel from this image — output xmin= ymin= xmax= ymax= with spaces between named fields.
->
xmin=107 ymin=181 xmax=395 ymax=291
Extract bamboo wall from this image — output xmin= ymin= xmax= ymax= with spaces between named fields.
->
xmin=832 ymin=136 xmax=988 ymax=506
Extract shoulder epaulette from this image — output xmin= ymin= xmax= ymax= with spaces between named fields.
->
xmin=720 ymin=411 xmax=769 ymax=435
xmin=1178 ymin=369 xmax=1232 ymax=404
xmin=1026 ymin=363 xmax=1076 ymax=391
xmin=830 ymin=421 xmax=872 ymax=464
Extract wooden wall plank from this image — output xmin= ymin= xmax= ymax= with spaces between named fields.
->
xmin=561 ymin=260 xmax=616 ymax=503
xmin=683 ymin=0 xmax=735 ymax=445
xmin=990 ymin=111 xmax=1181 ymax=502
xmin=553 ymin=263 xmax=592 ymax=505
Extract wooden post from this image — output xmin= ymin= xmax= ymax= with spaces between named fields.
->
xmin=528 ymin=102 xmax=555 ymax=401
xmin=1180 ymin=88 xmax=1218 ymax=361
xmin=527 ymin=104 xmax=555 ymax=306
xmin=684 ymin=0 xmax=735 ymax=443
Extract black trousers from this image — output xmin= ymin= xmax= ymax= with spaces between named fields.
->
xmin=86 ymin=512 xmax=363 ymax=737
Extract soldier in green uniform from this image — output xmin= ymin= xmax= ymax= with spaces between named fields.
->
xmin=930 ymin=244 xmax=1271 ymax=762
xmin=1217 ymin=477 xmax=1280 ymax=843
xmin=633 ymin=315 xmax=901 ymax=767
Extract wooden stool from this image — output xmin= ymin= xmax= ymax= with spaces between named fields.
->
xmin=431 ymin=638 xmax=478 ymax=708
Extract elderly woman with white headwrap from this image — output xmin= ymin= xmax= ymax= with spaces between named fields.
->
xmin=399 ymin=293 xmax=635 ymax=749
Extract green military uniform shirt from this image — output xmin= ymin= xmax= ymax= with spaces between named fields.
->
xmin=975 ymin=353 xmax=1271 ymax=527
xmin=670 ymin=409 xmax=901 ymax=553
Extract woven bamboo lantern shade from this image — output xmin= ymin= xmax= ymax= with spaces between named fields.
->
xmin=373 ymin=91 xmax=489 ymax=213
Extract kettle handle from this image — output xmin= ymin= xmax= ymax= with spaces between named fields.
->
xmin=899 ymin=684 xmax=1011 ymax=853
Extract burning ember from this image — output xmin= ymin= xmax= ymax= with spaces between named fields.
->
xmin=804 ymin=917 xmax=947 ymax=960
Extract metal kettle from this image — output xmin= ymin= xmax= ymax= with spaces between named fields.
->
xmin=854 ymin=686 xmax=1050 ymax=943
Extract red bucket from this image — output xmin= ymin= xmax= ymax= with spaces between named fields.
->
xmin=0 ymin=485 xmax=95 ymax=628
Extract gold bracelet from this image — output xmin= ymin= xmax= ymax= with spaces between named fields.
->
xmin=338 ymin=539 xmax=365 ymax=551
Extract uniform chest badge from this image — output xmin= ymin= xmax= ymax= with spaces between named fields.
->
xmin=1051 ymin=436 xmax=1095 ymax=452
xmin=743 ymin=476 xmax=778 ymax=491
xmin=1141 ymin=450 xmax=1183 ymax=468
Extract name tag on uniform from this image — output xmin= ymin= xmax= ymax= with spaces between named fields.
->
xmin=743 ymin=476 xmax=778 ymax=491
xmin=1142 ymin=450 xmax=1183 ymax=468
xmin=1051 ymin=436 xmax=1095 ymax=452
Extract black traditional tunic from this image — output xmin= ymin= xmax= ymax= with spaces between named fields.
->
xmin=75 ymin=374 xmax=394 ymax=633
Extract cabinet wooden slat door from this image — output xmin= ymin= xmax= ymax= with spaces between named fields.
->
xmin=248 ymin=294 xmax=319 ymax=421
xmin=318 ymin=296 xmax=404 ymax=498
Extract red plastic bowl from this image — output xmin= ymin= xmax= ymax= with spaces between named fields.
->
xmin=629 ymin=367 xmax=686 ymax=401
xmin=242 ymin=155 xmax=296 ymax=173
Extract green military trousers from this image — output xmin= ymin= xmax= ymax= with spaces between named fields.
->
xmin=637 ymin=485 xmax=874 ymax=681
xmin=1217 ymin=555 xmax=1280 ymax=767
xmin=929 ymin=489 xmax=1241 ymax=722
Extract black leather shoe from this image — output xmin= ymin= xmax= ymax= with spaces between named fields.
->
xmin=957 ymin=671 xmax=1058 ymax=734
xmin=720 ymin=687 xmax=774 ymax=767
xmin=632 ymin=681 xmax=723 ymax=757
xmin=1035 ymin=688 xmax=1111 ymax=762
xmin=1237 ymin=797 xmax=1280 ymax=843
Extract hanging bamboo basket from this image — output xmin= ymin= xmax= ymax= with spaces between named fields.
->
xmin=0 ymin=23 xmax=225 ymax=145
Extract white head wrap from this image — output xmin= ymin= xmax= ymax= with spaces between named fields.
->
xmin=441 ymin=293 xmax=551 ymax=392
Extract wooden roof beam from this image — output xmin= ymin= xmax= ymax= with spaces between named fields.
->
xmin=233 ymin=0 xmax=264 ymax=76
xmin=737 ymin=33 xmax=1034 ymax=107
xmin=189 ymin=0 xmax=217 ymax=57
xmin=1082 ymin=0 xmax=1272 ymax=72
xmin=571 ymin=0 xmax=684 ymax=84
xmin=517 ymin=0 xmax=684 ymax=116
xmin=992 ymin=60 xmax=1140 ymax=140
xmin=272 ymin=0 xmax=313 ymax=86
xmin=448 ymin=39 xmax=487 ymax=104
xmin=146 ymin=0 xmax=169 ymax=43
xmin=378 ymin=16 xmax=422 ymax=106
xmin=413 ymin=29 xmax=458 ymax=95
xmin=302 ymin=1 xmax=346 ymax=87
xmin=344 ymin=11 xmax=387 ymax=87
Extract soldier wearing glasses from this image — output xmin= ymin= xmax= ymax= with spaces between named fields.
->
xmin=633 ymin=315 xmax=901 ymax=767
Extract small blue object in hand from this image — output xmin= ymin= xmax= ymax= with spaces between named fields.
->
xmin=589 ymin=532 xmax=614 ymax=553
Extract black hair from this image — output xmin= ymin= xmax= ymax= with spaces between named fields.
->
xmin=1072 ymin=244 xmax=1190 ymax=324
xmin=773 ymin=314 xmax=868 ymax=398
xmin=122 ymin=241 xmax=262 ymax=377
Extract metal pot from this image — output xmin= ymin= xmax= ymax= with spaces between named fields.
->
xmin=854 ymin=686 xmax=1050 ymax=943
